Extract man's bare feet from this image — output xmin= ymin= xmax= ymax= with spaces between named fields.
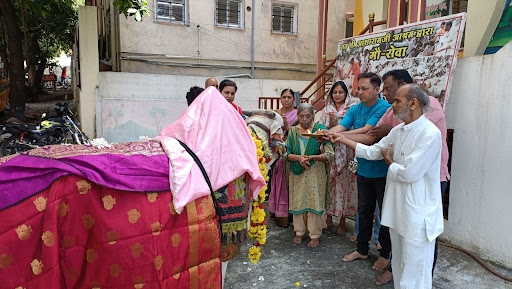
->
xmin=349 ymin=234 xmax=357 ymax=242
xmin=373 ymin=270 xmax=393 ymax=286
xmin=307 ymin=238 xmax=319 ymax=248
xmin=293 ymin=235 xmax=303 ymax=244
xmin=372 ymin=256 xmax=390 ymax=270
xmin=342 ymin=251 xmax=368 ymax=262
xmin=376 ymin=242 xmax=382 ymax=250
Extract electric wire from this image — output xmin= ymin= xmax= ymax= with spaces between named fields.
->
xmin=193 ymin=26 xmax=301 ymax=63
xmin=187 ymin=19 xmax=343 ymax=44
xmin=439 ymin=241 xmax=512 ymax=282
xmin=135 ymin=6 xmax=310 ymax=63
xmin=143 ymin=6 xmax=342 ymax=45
xmin=138 ymin=6 xmax=339 ymax=63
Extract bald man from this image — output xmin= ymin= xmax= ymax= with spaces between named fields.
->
xmin=205 ymin=78 xmax=218 ymax=89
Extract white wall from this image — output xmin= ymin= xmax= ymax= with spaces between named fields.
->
xmin=96 ymin=72 xmax=309 ymax=142
xmin=443 ymin=41 xmax=512 ymax=268
xmin=117 ymin=0 xmax=346 ymax=79
xmin=119 ymin=0 xmax=346 ymax=63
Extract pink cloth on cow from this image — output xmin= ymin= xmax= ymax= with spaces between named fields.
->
xmin=156 ymin=87 xmax=266 ymax=214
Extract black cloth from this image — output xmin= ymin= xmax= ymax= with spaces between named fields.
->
xmin=356 ymin=175 xmax=391 ymax=259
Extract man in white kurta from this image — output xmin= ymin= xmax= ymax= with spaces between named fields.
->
xmin=329 ymin=84 xmax=444 ymax=289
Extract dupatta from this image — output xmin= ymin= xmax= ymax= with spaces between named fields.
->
xmin=286 ymin=123 xmax=328 ymax=175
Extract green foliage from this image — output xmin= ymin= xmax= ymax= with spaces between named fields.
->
xmin=113 ymin=0 xmax=150 ymax=22
xmin=10 ymin=0 xmax=79 ymax=62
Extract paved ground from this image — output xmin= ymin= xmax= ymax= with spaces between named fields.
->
xmin=224 ymin=217 xmax=512 ymax=289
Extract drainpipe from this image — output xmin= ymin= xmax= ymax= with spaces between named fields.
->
xmin=197 ymin=25 xmax=201 ymax=63
xmin=251 ymin=0 xmax=255 ymax=78
xmin=323 ymin=0 xmax=328 ymax=63
xmin=316 ymin=0 xmax=325 ymax=100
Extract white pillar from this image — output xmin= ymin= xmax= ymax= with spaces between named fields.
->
xmin=77 ymin=6 xmax=99 ymax=138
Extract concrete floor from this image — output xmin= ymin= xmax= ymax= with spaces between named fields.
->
xmin=224 ymin=218 xmax=512 ymax=289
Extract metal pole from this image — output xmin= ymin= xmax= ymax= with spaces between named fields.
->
xmin=197 ymin=25 xmax=201 ymax=63
xmin=251 ymin=0 xmax=255 ymax=78
xmin=316 ymin=0 xmax=325 ymax=100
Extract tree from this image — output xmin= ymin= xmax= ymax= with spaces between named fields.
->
xmin=0 ymin=0 xmax=147 ymax=120
xmin=108 ymin=106 xmax=125 ymax=128
xmin=0 ymin=0 xmax=25 ymax=120
xmin=23 ymin=0 xmax=79 ymax=98
xmin=0 ymin=0 xmax=79 ymax=120
xmin=150 ymin=106 xmax=166 ymax=133
xmin=113 ymin=0 xmax=150 ymax=22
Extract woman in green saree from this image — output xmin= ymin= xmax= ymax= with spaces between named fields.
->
xmin=286 ymin=103 xmax=334 ymax=248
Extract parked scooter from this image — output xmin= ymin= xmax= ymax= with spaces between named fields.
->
xmin=0 ymin=102 xmax=89 ymax=156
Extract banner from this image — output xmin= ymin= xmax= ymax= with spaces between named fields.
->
xmin=485 ymin=0 xmax=512 ymax=54
xmin=334 ymin=13 xmax=467 ymax=108
xmin=425 ymin=0 xmax=450 ymax=20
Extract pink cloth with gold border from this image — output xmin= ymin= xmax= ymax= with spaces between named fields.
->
xmin=0 ymin=175 xmax=221 ymax=289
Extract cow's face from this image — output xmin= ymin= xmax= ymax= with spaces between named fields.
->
xmin=245 ymin=110 xmax=287 ymax=169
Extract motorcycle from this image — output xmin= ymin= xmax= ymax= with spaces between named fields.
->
xmin=0 ymin=102 xmax=89 ymax=157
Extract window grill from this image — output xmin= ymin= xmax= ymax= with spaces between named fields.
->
xmin=451 ymin=0 xmax=468 ymax=48
xmin=272 ymin=4 xmax=296 ymax=34
xmin=156 ymin=0 xmax=186 ymax=24
xmin=451 ymin=0 xmax=468 ymax=14
xmin=216 ymin=0 xmax=243 ymax=29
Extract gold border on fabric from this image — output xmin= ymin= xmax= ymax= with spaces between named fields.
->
xmin=24 ymin=140 xmax=165 ymax=159
xmin=187 ymin=200 xmax=199 ymax=289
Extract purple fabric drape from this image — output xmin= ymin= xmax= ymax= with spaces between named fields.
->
xmin=0 ymin=141 xmax=170 ymax=211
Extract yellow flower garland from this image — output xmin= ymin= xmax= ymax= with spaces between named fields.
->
xmin=248 ymin=132 xmax=269 ymax=263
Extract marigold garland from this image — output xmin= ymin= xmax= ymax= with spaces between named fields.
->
xmin=248 ymin=131 xmax=269 ymax=263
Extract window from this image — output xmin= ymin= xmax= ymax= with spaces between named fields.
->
xmin=451 ymin=0 xmax=468 ymax=48
xmin=216 ymin=0 xmax=244 ymax=29
xmin=345 ymin=19 xmax=354 ymax=38
xmin=272 ymin=3 xmax=297 ymax=34
xmin=156 ymin=0 xmax=187 ymax=25
xmin=451 ymin=0 xmax=468 ymax=14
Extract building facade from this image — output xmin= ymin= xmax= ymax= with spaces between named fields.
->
xmin=94 ymin=0 xmax=350 ymax=81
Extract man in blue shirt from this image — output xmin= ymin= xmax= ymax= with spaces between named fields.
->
xmin=328 ymin=72 xmax=391 ymax=271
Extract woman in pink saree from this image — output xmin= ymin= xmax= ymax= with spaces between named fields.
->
xmin=268 ymin=89 xmax=297 ymax=227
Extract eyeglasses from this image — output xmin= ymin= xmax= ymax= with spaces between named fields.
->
xmin=298 ymin=114 xmax=313 ymax=119
xmin=356 ymin=86 xmax=378 ymax=92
